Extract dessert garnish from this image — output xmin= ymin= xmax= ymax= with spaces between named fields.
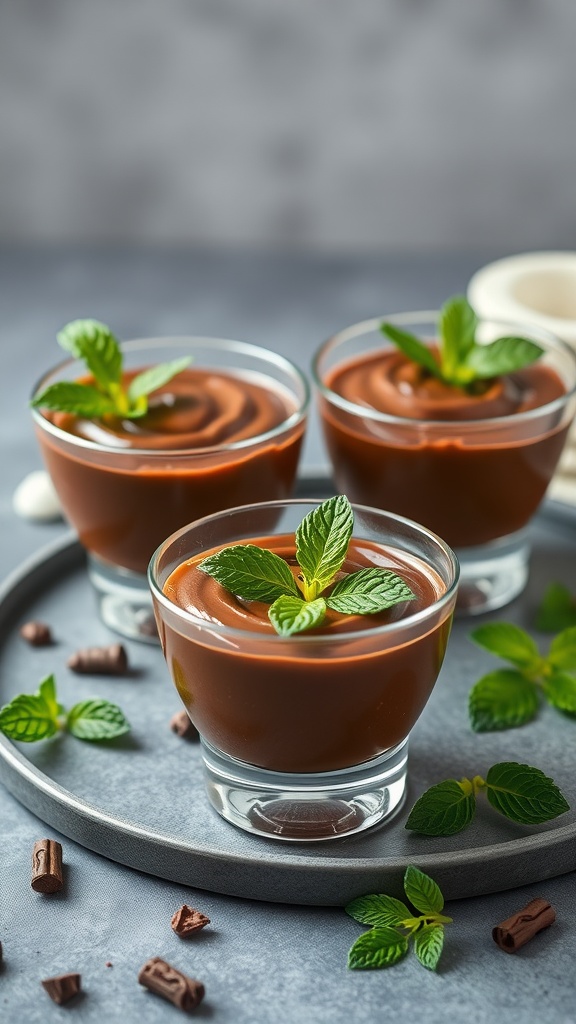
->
xmin=41 ymin=972 xmax=82 ymax=1005
xmin=138 ymin=957 xmax=205 ymax=1012
xmin=198 ymin=494 xmax=416 ymax=636
xmin=468 ymin=622 xmax=576 ymax=731
xmin=0 ymin=674 xmax=130 ymax=742
xmin=67 ymin=643 xmax=129 ymax=675
xmin=171 ymin=904 xmax=210 ymax=937
xmin=169 ymin=709 xmax=199 ymax=741
xmin=381 ymin=294 xmax=543 ymax=389
xmin=405 ymin=761 xmax=569 ymax=836
xmin=346 ymin=865 xmax=452 ymax=971
xmin=536 ymin=582 xmax=576 ymax=632
xmin=492 ymin=897 xmax=555 ymax=954
xmin=31 ymin=838 xmax=64 ymax=893
xmin=20 ymin=621 xmax=53 ymax=646
xmin=31 ymin=318 xmax=191 ymax=419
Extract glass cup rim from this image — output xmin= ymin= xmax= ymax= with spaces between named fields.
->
xmin=31 ymin=335 xmax=310 ymax=457
xmin=311 ymin=310 xmax=576 ymax=431
xmin=148 ymin=496 xmax=460 ymax=645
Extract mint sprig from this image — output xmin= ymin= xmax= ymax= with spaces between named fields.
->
xmin=32 ymin=318 xmax=191 ymax=420
xmin=536 ymin=582 xmax=576 ymax=632
xmin=346 ymin=866 xmax=452 ymax=971
xmin=0 ymin=675 xmax=130 ymax=743
xmin=381 ymin=295 xmax=543 ymax=389
xmin=198 ymin=495 xmax=417 ymax=636
xmin=468 ymin=622 xmax=576 ymax=731
xmin=405 ymin=762 xmax=569 ymax=835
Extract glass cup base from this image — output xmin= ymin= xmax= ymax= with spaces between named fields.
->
xmin=201 ymin=738 xmax=409 ymax=842
xmin=455 ymin=529 xmax=530 ymax=616
xmin=87 ymin=553 xmax=159 ymax=644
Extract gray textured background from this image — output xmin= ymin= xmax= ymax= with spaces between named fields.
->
xmin=1 ymin=0 xmax=576 ymax=251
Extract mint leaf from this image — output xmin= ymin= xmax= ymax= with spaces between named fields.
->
xmin=345 ymin=894 xmax=411 ymax=929
xmin=485 ymin=762 xmax=570 ymax=825
xmin=67 ymin=699 xmax=130 ymax=741
xmin=198 ymin=545 xmax=299 ymax=602
xmin=37 ymin=674 xmax=65 ymax=721
xmin=405 ymin=779 xmax=476 ymax=836
xmin=439 ymin=295 xmax=477 ymax=379
xmin=31 ymin=382 xmax=117 ymax=417
xmin=326 ymin=568 xmax=415 ymax=615
xmin=465 ymin=336 xmax=543 ymax=380
xmin=268 ymin=595 xmax=326 ymax=636
xmin=470 ymin=623 xmax=542 ymax=671
xmin=127 ymin=356 xmax=192 ymax=401
xmin=542 ymin=672 xmax=576 ymax=713
xmin=0 ymin=693 xmax=59 ymax=742
xmin=347 ymin=927 xmax=409 ymax=970
xmin=469 ymin=670 xmax=539 ymax=732
xmin=380 ymin=323 xmax=441 ymax=378
xmin=548 ymin=626 xmax=576 ymax=672
xmin=536 ymin=583 xmax=576 ymax=632
xmin=295 ymin=495 xmax=354 ymax=599
xmin=414 ymin=925 xmax=444 ymax=971
xmin=403 ymin=865 xmax=444 ymax=915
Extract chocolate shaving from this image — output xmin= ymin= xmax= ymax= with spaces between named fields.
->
xmin=170 ymin=710 xmax=199 ymax=740
xmin=41 ymin=972 xmax=81 ymax=1005
xmin=20 ymin=621 xmax=53 ymax=646
xmin=171 ymin=904 xmax=210 ymax=937
xmin=31 ymin=838 xmax=63 ymax=894
xmin=67 ymin=643 xmax=128 ymax=675
xmin=138 ymin=957 xmax=204 ymax=1012
xmin=493 ymin=897 xmax=556 ymax=953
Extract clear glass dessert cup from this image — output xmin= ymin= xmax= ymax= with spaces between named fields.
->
xmin=313 ymin=313 xmax=576 ymax=615
xmin=148 ymin=498 xmax=459 ymax=842
xmin=32 ymin=337 xmax=309 ymax=642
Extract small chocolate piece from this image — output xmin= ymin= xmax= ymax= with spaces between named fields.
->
xmin=31 ymin=838 xmax=64 ymax=893
xmin=67 ymin=643 xmax=128 ymax=675
xmin=20 ymin=621 xmax=53 ymax=646
xmin=171 ymin=904 xmax=210 ymax=937
xmin=41 ymin=972 xmax=81 ymax=1005
xmin=170 ymin=710 xmax=199 ymax=740
xmin=493 ymin=897 xmax=556 ymax=953
xmin=138 ymin=957 xmax=204 ymax=1012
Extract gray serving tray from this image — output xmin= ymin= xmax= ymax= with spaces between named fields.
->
xmin=1 ymin=498 xmax=576 ymax=906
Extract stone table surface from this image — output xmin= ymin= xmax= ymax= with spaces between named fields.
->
xmin=0 ymin=247 xmax=575 ymax=1024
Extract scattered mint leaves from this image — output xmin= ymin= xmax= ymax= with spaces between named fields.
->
xmin=536 ymin=583 xmax=576 ymax=632
xmin=198 ymin=495 xmax=416 ymax=636
xmin=346 ymin=866 xmax=452 ymax=972
xmin=32 ymin=318 xmax=191 ymax=420
xmin=405 ymin=762 xmax=569 ymax=835
xmin=0 ymin=675 xmax=130 ymax=744
xmin=469 ymin=621 xmax=576 ymax=731
xmin=381 ymin=295 xmax=543 ymax=389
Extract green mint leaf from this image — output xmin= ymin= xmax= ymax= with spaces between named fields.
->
xmin=405 ymin=779 xmax=476 ymax=836
xmin=0 ymin=693 xmax=59 ymax=742
xmin=536 ymin=583 xmax=576 ymax=632
xmin=485 ymin=762 xmax=570 ymax=825
xmin=67 ymin=699 xmax=130 ymax=741
xmin=127 ymin=356 xmax=192 ymax=402
xmin=403 ymin=865 xmax=444 ymax=915
xmin=548 ymin=626 xmax=576 ymax=672
xmin=414 ymin=925 xmax=444 ymax=971
xmin=381 ymin=323 xmax=441 ymax=378
xmin=542 ymin=672 xmax=576 ymax=713
xmin=37 ymin=674 xmax=65 ymax=720
xmin=468 ymin=670 xmax=539 ymax=732
xmin=326 ymin=568 xmax=415 ymax=615
xmin=439 ymin=295 xmax=477 ymax=379
xmin=198 ymin=545 xmax=299 ymax=602
xmin=470 ymin=623 xmax=541 ymax=671
xmin=295 ymin=495 xmax=354 ymax=598
xmin=268 ymin=595 xmax=326 ymax=636
xmin=57 ymin=319 xmax=122 ymax=389
xmin=345 ymin=894 xmax=411 ymax=929
xmin=465 ymin=336 xmax=543 ymax=380
xmin=347 ymin=927 xmax=409 ymax=970
xmin=31 ymin=382 xmax=117 ymax=417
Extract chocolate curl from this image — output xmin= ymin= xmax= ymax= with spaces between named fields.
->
xmin=493 ymin=897 xmax=556 ymax=953
xmin=20 ymin=621 xmax=53 ymax=646
xmin=67 ymin=643 xmax=128 ymax=675
xmin=41 ymin=972 xmax=81 ymax=1005
xmin=138 ymin=957 xmax=204 ymax=1012
xmin=171 ymin=904 xmax=210 ymax=937
xmin=170 ymin=710 xmax=199 ymax=740
xmin=31 ymin=839 xmax=63 ymax=894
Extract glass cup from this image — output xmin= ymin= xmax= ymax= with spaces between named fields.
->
xmin=32 ymin=337 xmax=309 ymax=642
xmin=313 ymin=313 xmax=576 ymax=615
xmin=149 ymin=499 xmax=458 ymax=842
